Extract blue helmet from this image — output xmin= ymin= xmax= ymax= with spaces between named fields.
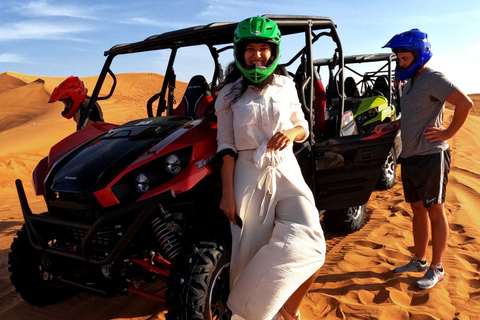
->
xmin=383 ymin=28 xmax=432 ymax=80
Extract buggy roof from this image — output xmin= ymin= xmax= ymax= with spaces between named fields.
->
xmin=313 ymin=53 xmax=395 ymax=66
xmin=104 ymin=15 xmax=337 ymax=56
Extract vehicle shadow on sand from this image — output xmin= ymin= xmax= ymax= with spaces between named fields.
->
xmin=0 ymin=289 xmax=167 ymax=320
xmin=0 ymin=220 xmax=24 ymax=236
xmin=0 ymin=246 xmax=167 ymax=320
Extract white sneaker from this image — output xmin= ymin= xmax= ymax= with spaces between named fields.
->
xmin=416 ymin=264 xmax=445 ymax=289
xmin=394 ymin=256 xmax=429 ymax=273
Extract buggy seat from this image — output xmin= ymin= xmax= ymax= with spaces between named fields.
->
xmin=345 ymin=77 xmax=360 ymax=97
xmin=171 ymin=75 xmax=213 ymax=119
xmin=372 ymin=75 xmax=389 ymax=97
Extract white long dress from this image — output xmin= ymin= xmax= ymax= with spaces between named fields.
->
xmin=215 ymin=75 xmax=326 ymax=320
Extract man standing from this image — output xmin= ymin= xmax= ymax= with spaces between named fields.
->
xmin=378 ymin=29 xmax=473 ymax=289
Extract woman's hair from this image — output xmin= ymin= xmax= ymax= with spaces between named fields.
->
xmin=202 ymin=62 xmax=281 ymax=124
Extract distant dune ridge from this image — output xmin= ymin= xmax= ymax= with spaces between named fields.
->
xmin=0 ymin=73 xmax=27 ymax=94
xmin=0 ymin=72 xmax=479 ymax=320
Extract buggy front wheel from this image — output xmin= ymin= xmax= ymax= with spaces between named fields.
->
xmin=166 ymin=239 xmax=231 ymax=320
xmin=8 ymin=224 xmax=77 ymax=306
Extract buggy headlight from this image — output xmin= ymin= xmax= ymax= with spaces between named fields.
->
xmin=356 ymin=114 xmax=367 ymax=125
xmin=165 ymin=154 xmax=181 ymax=175
xmin=135 ymin=173 xmax=149 ymax=193
xmin=367 ymin=107 xmax=379 ymax=118
xmin=111 ymin=146 xmax=192 ymax=203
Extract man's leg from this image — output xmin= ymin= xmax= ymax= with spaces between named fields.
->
xmin=426 ymin=203 xmax=449 ymax=264
xmin=411 ymin=200 xmax=430 ymax=261
xmin=415 ymin=203 xmax=448 ymax=289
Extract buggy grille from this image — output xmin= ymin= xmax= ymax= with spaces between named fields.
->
xmin=66 ymin=225 xmax=123 ymax=253
xmin=47 ymin=190 xmax=105 ymax=222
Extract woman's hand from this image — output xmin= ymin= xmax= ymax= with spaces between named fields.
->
xmin=267 ymin=127 xmax=305 ymax=150
xmin=220 ymin=191 xmax=237 ymax=225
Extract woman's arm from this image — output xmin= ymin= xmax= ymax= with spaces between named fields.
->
xmin=219 ymin=154 xmax=237 ymax=225
xmin=215 ymin=89 xmax=238 ymax=224
xmin=267 ymin=126 xmax=305 ymax=150
xmin=267 ymin=79 xmax=309 ymax=150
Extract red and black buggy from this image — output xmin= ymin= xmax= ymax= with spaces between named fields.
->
xmin=9 ymin=15 xmax=399 ymax=320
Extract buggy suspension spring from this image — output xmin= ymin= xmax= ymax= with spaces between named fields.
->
xmin=151 ymin=205 xmax=182 ymax=261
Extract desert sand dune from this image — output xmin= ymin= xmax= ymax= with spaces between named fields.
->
xmin=0 ymin=77 xmax=52 ymax=132
xmin=0 ymin=72 xmax=478 ymax=320
xmin=0 ymin=73 xmax=27 ymax=94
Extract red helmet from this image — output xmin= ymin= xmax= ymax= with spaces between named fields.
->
xmin=48 ymin=76 xmax=88 ymax=119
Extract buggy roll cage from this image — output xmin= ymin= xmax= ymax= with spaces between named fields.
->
xmin=313 ymin=53 xmax=397 ymax=107
xmin=79 ymin=15 xmax=345 ymax=135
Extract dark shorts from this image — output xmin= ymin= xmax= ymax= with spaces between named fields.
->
xmin=401 ymin=148 xmax=451 ymax=208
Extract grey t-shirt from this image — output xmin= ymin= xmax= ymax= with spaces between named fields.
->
xmin=400 ymin=68 xmax=456 ymax=158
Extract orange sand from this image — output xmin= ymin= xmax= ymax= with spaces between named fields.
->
xmin=0 ymin=72 xmax=479 ymax=320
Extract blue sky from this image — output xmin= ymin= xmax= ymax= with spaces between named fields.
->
xmin=0 ymin=0 xmax=479 ymax=93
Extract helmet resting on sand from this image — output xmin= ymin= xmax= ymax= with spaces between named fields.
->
xmin=48 ymin=76 xmax=88 ymax=119
xmin=383 ymin=28 xmax=432 ymax=81
xmin=234 ymin=16 xmax=281 ymax=84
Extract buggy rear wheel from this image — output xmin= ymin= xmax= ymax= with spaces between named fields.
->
xmin=322 ymin=204 xmax=367 ymax=234
xmin=166 ymin=239 xmax=231 ymax=320
xmin=375 ymin=146 xmax=397 ymax=190
xmin=8 ymin=224 xmax=77 ymax=306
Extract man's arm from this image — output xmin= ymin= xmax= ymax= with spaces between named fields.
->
xmin=424 ymin=88 xmax=473 ymax=142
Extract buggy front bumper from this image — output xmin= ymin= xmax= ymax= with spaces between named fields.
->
xmin=15 ymin=179 xmax=175 ymax=266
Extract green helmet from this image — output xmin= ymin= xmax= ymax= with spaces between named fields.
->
xmin=233 ymin=16 xmax=281 ymax=84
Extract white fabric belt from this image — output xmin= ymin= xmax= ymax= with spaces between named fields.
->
xmin=240 ymin=142 xmax=286 ymax=224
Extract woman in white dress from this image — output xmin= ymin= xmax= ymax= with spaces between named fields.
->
xmin=215 ymin=16 xmax=326 ymax=320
